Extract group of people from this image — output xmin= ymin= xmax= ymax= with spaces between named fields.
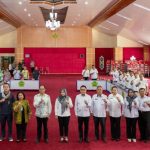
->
xmin=110 ymin=68 xmax=149 ymax=94
xmin=0 ymin=82 xmax=149 ymax=144
xmin=82 ymin=65 xmax=98 ymax=80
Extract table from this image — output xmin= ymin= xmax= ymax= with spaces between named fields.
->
xmin=10 ymin=80 xmax=39 ymax=90
xmin=77 ymin=80 xmax=106 ymax=90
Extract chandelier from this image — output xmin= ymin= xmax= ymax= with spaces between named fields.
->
xmin=46 ymin=6 xmax=60 ymax=30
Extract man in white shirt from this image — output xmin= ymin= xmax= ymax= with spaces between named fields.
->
xmin=82 ymin=67 xmax=90 ymax=80
xmin=136 ymin=88 xmax=150 ymax=143
xmin=90 ymin=65 xmax=98 ymax=80
xmin=74 ymin=85 xmax=92 ymax=143
xmin=108 ymin=86 xmax=124 ymax=141
xmin=110 ymin=68 xmax=119 ymax=83
xmin=91 ymin=86 xmax=109 ymax=142
xmin=13 ymin=67 xmax=21 ymax=80
xmin=127 ymin=71 xmax=135 ymax=89
xmin=33 ymin=85 xmax=52 ymax=143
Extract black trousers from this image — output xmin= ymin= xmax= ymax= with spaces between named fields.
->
xmin=93 ymin=116 xmax=106 ymax=140
xmin=83 ymin=77 xmax=89 ymax=80
xmin=125 ymin=117 xmax=138 ymax=139
xmin=110 ymin=116 xmax=121 ymax=139
xmin=16 ymin=123 xmax=27 ymax=140
xmin=138 ymin=111 xmax=150 ymax=140
xmin=58 ymin=116 xmax=70 ymax=137
xmin=36 ymin=117 xmax=48 ymax=140
xmin=0 ymin=114 xmax=13 ymax=138
xmin=78 ymin=117 xmax=89 ymax=140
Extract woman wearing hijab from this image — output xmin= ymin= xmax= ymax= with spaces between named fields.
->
xmin=123 ymin=89 xmax=139 ymax=143
xmin=55 ymin=88 xmax=73 ymax=142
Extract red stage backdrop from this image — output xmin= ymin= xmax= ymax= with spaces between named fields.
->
xmin=95 ymin=48 xmax=114 ymax=75
xmin=24 ymin=48 xmax=86 ymax=74
xmin=0 ymin=48 xmax=15 ymax=53
xmin=123 ymin=47 xmax=144 ymax=61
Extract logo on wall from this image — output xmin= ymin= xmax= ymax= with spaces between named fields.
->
xmin=91 ymin=81 xmax=98 ymax=87
xmin=99 ymin=56 xmax=104 ymax=70
xmin=18 ymin=81 xmax=25 ymax=87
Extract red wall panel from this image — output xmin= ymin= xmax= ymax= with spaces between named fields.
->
xmin=95 ymin=48 xmax=114 ymax=75
xmin=24 ymin=48 xmax=86 ymax=73
xmin=0 ymin=48 xmax=15 ymax=53
xmin=123 ymin=47 xmax=144 ymax=61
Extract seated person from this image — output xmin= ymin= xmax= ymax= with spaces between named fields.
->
xmin=32 ymin=67 xmax=40 ymax=80
xmin=21 ymin=66 xmax=29 ymax=80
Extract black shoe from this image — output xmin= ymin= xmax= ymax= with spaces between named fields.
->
xmin=35 ymin=138 xmax=40 ymax=144
xmin=16 ymin=139 xmax=20 ymax=143
xmin=44 ymin=139 xmax=49 ymax=144
xmin=23 ymin=138 xmax=27 ymax=142
xmin=79 ymin=138 xmax=83 ymax=143
xmin=102 ymin=137 xmax=107 ymax=143
xmin=84 ymin=138 xmax=89 ymax=143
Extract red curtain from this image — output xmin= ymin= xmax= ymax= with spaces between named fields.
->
xmin=0 ymin=48 xmax=15 ymax=53
xmin=95 ymin=48 xmax=114 ymax=74
xmin=24 ymin=48 xmax=86 ymax=73
xmin=123 ymin=47 xmax=144 ymax=61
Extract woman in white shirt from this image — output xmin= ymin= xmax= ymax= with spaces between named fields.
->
xmin=55 ymin=88 xmax=73 ymax=142
xmin=108 ymin=86 xmax=124 ymax=141
xmin=123 ymin=89 xmax=139 ymax=142
xmin=82 ymin=67 xmax=90 ymax=80
xmin=90 ymin=65 xmax=98 ymax=80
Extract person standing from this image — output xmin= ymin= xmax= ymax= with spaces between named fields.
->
xmin=82 ymin=67 xmax=90 ymax=80
xmin=30 ymin=60 xmax=35 ymax=73
xmin=55 ymin=88 xmax=73 ymax=142
xmin=91 ymin=86 xmax=109 ymax=143
xmin=123 ymin=89 xmax=139 ymax=142
xmin=33 ymin=85 xmax=52 ymax=143
xmin=32 ymin=67 xmax=40 ymax=80
xmin=22 ymin=66 xmax=29 ymax=80
xmin=108 ymin=86 xmax=124 ymax=141
xmin=74 ymin=85 xmax=92 ymax=143
xmin=137 ymin=88 xmax=150 ymax=143
xmin=0 ymin=83 xmax=15 ymax=142
xmin=13 ymin=66 xmax=21 ymax=80
xmin=90 ymin=65 xmax=98 ymax=80
xmin=13 ymin=92 xmax=31 ymax=142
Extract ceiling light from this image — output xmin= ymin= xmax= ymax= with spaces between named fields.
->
xmin=106 ymin=20 xmax=119 ymax=27
xmin=116 ymin=13 xmax=132 ymax=21
xmin=138 ymin=40 xmax=149 ymax=45
xmin=28 ymin=13 xmax=31 ymax=17
xmin=133 ymin=3 xmax=150 ymax=12
xmin=18 ymin=1 xmax=22 ymax=5
xmin=24 ymin=8 xmax=27 ymax=12
xmin=99 ymin=25 xmax=110 ymax=30
xmin=84 ymin=1 xmax=88 ymax=5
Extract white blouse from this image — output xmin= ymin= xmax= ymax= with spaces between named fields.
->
xmin=123 ymin=97 xmax=139 ymax=118
xmin=82 ymin=69 xmax=90 ymax=78
xmin=55 ymin=97 xmax=73 ymax=117
xmin=75 ymin=94 xmax=92 ymax=117
xmin=33 ymin=94 xmax=52 ymax=118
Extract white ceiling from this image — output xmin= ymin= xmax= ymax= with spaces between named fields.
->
xmin=0 ymin=19 xmax=16 ymax=35
xmin=95 ymin=0 xmax=150 ymax=45
xmin=0 ymin=0 xmax=150 ymax=45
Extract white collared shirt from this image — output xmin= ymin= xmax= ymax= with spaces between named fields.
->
xmin=82 ymin=69 xmax=90 ymax=77
xmin=13 ymin=70 xmax=21 ymax=80
xmin=108 ymin=93 xmax=124 ymax=117
xmin=55 ymin=97 xmax=73 ymax=117
xmin=136 ymin=96 xmax=150 ymax=112
xmin=91 ymin=94 xmax=109 ymax=117
xmin=132 ymin=77 xmax=140 ymax=91
xmin=123 ymin=97 xmax=139 ymax=118
xmin=90 ymin=69 xmax=98 ymax=79
xmin=138 ymin=79 xmax=148 ymax=90
xmin=33 ymin=93 xmax=52 ymax=118
xmin=75 ymin=94 xmax=92 ymax=117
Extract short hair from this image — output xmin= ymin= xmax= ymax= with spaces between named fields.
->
xmin=80 ymin=85 xmax=87 ymax=89
xmin=3 ymin=82 xmax=10 ymax=87
xmin=16 ymin=91 xmax=26 ymax=100
xmin=139 ymin=88 xmax=145 ymax=92
xmin=111 ymin=86 xmax=117 ymax=90
xmin=97 ymin=86 xmax=103 ymax=89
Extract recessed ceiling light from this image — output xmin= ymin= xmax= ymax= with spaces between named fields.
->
xmin=28 ymin=13 xmax=31 ymax=17
xmin=116 ymin=13 xmax=132 ymax=21
xmin=24 ymin=8 xmax=27 ymax=12
xmin=106 ymin=20 xmax=119 ymax=27
xmin=133 ymin=3 xmax=150 ymax=12
xmin=18 ymin=1 xmax=22 ymax=5
xmin=138 ymin=40 xmax=149 ymax=45
xmin=84 ymin=1 xmax=88 ymax=5
xmin=99 ymin=25 xmax=110 ymax=30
